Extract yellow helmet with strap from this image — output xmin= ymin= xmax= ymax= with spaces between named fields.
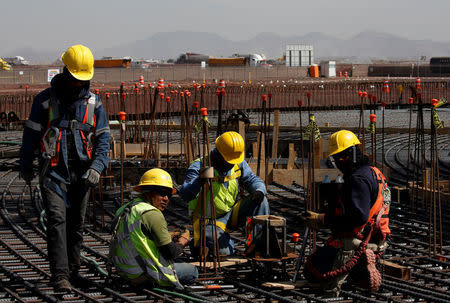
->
xmin=61 ymin=44 xmax=94 ymax=81
xmin=215 ymin=131 xmax=245 ymax=164
xmin=328 ymin=130 xmax=361 ymax=157
xmin=133 ymin=168 xmax=176 ymax=194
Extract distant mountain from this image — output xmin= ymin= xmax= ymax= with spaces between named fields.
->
xmin=6 ymin=31 xmax=450 ymax=64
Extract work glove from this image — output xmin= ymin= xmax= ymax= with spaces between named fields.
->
xmin=299 ymin=211 xmax=325 ymax=230
xmin=20 ymin=170 xmax=34 ymax=185
xmin=251 ymin=190 xmax=265 ymax=204
xmin=82 ymin=168 xmax=101 ymax=187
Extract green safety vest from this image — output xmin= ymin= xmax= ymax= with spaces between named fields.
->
xmin=188 ymin=158 xmax=241 ymax=217
xmin=109 ymin=197 xmax=182 ymax=289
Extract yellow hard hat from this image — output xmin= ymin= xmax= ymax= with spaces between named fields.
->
xmin=328 ymin=130 xmax=361 ymax=157
xmin=133 ymin=168 xmax=176 ymax=194
xmin=215 ymin=131 xmax=245 ymax=164
xmin=61 ymin=44 xmax=94 ymax=81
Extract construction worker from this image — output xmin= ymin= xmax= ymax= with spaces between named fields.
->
xmin=300 ymin=130 xmax=390 ymax=296
xmin=179 ymin=131 xmax=269 ymax=256
xmin=109 ymin=168 xmax=198 ymax=289
xmin=19 ymin=45 xmax=110 ymax=291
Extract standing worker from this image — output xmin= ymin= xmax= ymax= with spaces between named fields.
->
xmin=109 ymin=168 xmax=198 ymax=289
xmin=19 ymin=44 xmax=110 ymax=291
xmin=179 ymin=131 xmax=269 ymax=256
xmin=300 ymin=130 xmax=390 ymax=296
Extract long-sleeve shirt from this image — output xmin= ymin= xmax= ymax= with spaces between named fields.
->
xmin=324 ymin=165 xmax=379 ymax=233
xmin=179 ymin=158 xmax=266 ymax=203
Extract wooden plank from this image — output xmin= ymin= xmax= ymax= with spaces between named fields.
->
xmin=272 ymin=168 xmax=339 ymax=186
xmin=379 ymin=260 xmax=411 ymax=280
xmin=189 ymin=258 xmax=248 ymax=268
xmin=238 ymin=121 xmax=245 ymax=141
xmin=271 ymin=110 xmax=280 ymax=158
xmin=287 ymin=143 xmax=295 ymax=170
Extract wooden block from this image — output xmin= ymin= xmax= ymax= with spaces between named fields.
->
xmin=238 ymin=121 xmax=245 ymax=140
xmin=261 ymin=282 xmax=295 ymax=290
xmin=124 ymin=143 xmax=145 ymax=157
xmin=379 ymin=260 xmax=411 ymax=280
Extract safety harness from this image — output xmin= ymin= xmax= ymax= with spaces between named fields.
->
xmin=40 ymin=93 xmax=97 ymax=168
xmin=305 ymin=166 xmax=390 ymax=281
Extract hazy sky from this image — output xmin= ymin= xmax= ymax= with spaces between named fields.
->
xmin=1 ymin=0 xmax=449 ymax=56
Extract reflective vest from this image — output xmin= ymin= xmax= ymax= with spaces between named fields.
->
xmin=40 ymin=93 xmax=97 ymax=167
xmin=188 ymin=158 xmax=242 ymax=217
xmin=329 ymin=166 xmax=390 ymax=246
xmin=109 ymin=197 xmax=182 ymax=289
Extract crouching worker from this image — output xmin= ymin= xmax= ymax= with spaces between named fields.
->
xmin=109 ymin=168 xmax=198 ymax=289
xmin=300 ymin=130 xmax=390 ymax=296
xmin=179 ymin=131 xmax=269 ymax=256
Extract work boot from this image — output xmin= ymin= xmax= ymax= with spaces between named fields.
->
xmin=52 ymin=277 xmax=71 ymax=292
xmin=69 ymin=271 xmax=91 ymax=288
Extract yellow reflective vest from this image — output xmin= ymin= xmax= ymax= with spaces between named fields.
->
xmin=109 ymin=197 xmax=182 ymax=289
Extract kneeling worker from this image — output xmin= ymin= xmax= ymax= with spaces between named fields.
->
xmin=109 ymin=168 xmax=198 ymax=289
xmin=179 ymin=131 xmax=269 ymax=256
xmin=300 ymin=130 xmax=390 ymax=296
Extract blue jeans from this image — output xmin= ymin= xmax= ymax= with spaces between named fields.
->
xmin=173 ymin=262 xmax=198 ymax=285
xmin=205 ymin=195 xmax=270 ymax=255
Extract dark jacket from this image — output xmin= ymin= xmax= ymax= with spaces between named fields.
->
xmin=20 ymin=73 xmax=110 ymax=184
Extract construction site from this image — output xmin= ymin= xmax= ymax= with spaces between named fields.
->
xmin=0 ymin=67 xmax=449 ymax=303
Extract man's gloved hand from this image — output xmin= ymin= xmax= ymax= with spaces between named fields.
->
xmin=82 ymin=168 xmax=101 ymax=187
xmin=20 ymin=170 xmax=34 ymax=185
xmin=251 ymin=190 xmax=265 ymax=204
xmin=299 ymin=211 xmax=325 ymax=230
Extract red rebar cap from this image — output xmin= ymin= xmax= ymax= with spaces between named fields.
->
xmin=306 ymin=92 xmax=311 ymax=98
xmin=159 ymin=93 xmax=165 ymax=99
xmin=118 ymin=111 xmax=126 ymax=121
xmin=262 ymin=94 xmax=267 ymax=101
xmin=362 ymin=91 xmax=368 ymax=97
xmin=105 ymin=92 xmax=110 ymax=98
xmin=193 ymin=101 xmax=199 ymax=108
xmin=180 ymin=92 xmax=184 ymax=97
xmin=368 ymin=93 xmax=372 ymax=99
xmin=298 ymin=99 xmax=303 ymax=107
xmin=166 ymin=96 xmax=171 ymax=102
xmin=408 ymin=97 xmax=414 ymax=104
xmin=216 ymin=89 xmax=221 ymax=96
xmin=121 ymin=81 xmax=125 ymax=86
xmin=220 ymin=88 xmax=226 ymax=96
xmin=25 ymin=85 xmax=29 ymax=89
xmin=135 ymin=88 xmax=139 ymax=93
xmin=292 ymin=233 xmax=300 ymax=242
xmin=370 ymin=114 xmax=376 ymax=122
xmin=202 ymin=83 xmax=206 ymax=88
xmin=121 ymin=92 xmax=126 ymax=100
xmin=168 ymin=83 xmax=172 ymax=88
xmin=268 ymin=93 xmax=273 ymax=99
xmin=358 ymin=91 xmax=363 ymax=97
xmin=431 ymin=98 xmax=439 ymax=107
xmin=372 ymin=95 xmax=377 ymax=102
xmin=200 ymin=107 xmax=208 ymax=116
xmin=157 ymin=85 xmax=162 ymax=92
xmin=381 ymin=101 xmax=386 ymax=108
xmin=95 ymin=89 xmax=99 ymax=95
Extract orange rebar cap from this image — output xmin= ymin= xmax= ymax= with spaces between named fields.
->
xmin=200 ymin=107 xmax=208 ymax=116
xmin=370 ymin=114 xmax=376 ymax=122
xmin=118 ymin=111 xmax=126 ymax=121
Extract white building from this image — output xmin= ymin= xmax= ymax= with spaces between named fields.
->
xmin=285 ymin=44 xmax=314 ymax=67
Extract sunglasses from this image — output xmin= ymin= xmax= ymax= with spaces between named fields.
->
xmin=155 ymin=188 xmax=173 ymax=198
